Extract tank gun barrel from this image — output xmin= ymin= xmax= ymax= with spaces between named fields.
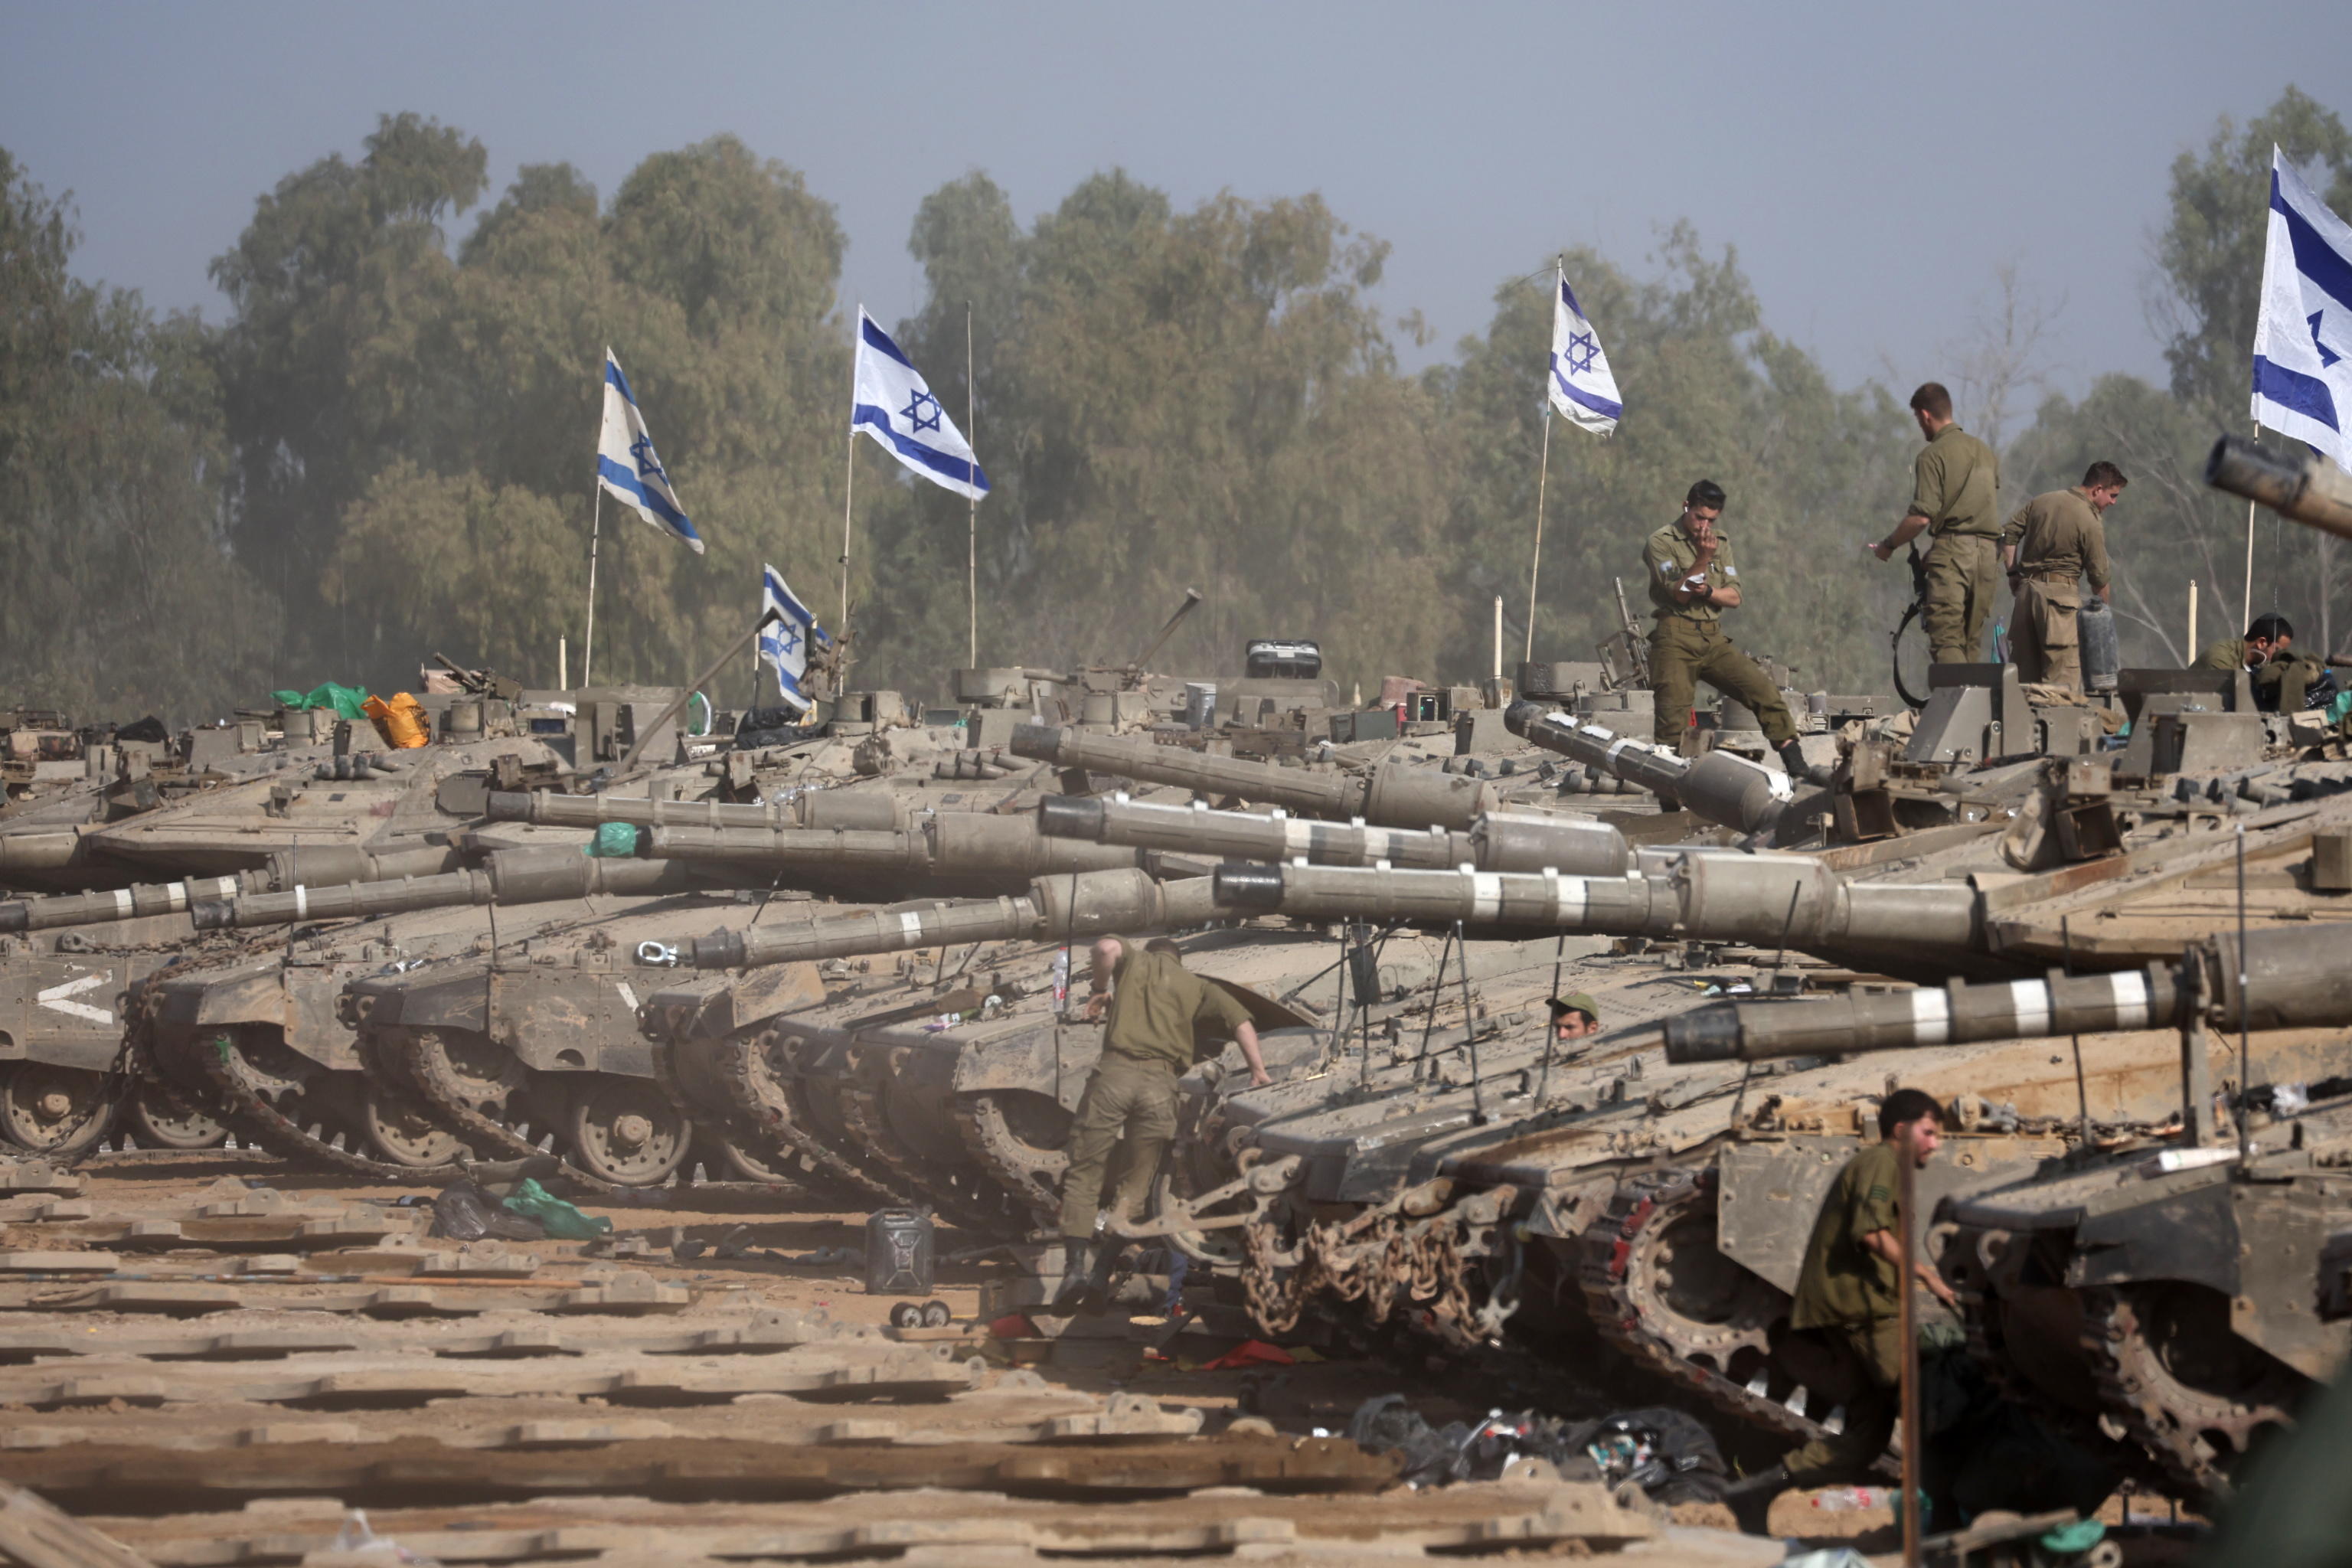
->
xmin=1503 ymin=702 xmax=1802 ymax=838
xmin=0 ymin=844 xmax=462 ymax=933
xmin=665 ymin=867 xmax=1220 ymax=971
xmin=1036 ymin=793 xmax=1631 ymax=875
xmin=1210 ymin=855 xmax=1975 ymax=959
xmin=484 ymin=787 xmax=904 ymax=834
xmin=1662 ymin=923 xmax=2352 ymax=1063
xmin=2207 ymin=435 xmax=2352 ymax=542
xmin=644 ymin=812 xmax=1144 ymax=880
xmin=1011 ymin=724 xmax=1495 ymax=830
xmin=186 ymin=848 xmax=718 ymax=932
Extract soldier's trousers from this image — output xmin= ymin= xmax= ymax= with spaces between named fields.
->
xmin=1922 ymin=534 xmax=2001 ymax=665
xmin=1648 ymin=618 xmax=1798 ymax=748
xmin=2011 ymin=576 xmax=2082 ymax=691
xmin=1779 ymin=1318 xmax=1904 ymax=1485
xmin=1057 ymin=1053 xmax=1179 ymax=1240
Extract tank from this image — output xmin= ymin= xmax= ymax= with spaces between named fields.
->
xmin=1112 ymin=747 xmax=2352 ymax=1464
xmin=1670 ymin=924 xmax=2352 ymax=1504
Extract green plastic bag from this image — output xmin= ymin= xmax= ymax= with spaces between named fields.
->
xmin=2327 ymin=688 xmax=2352 ymax=728
xmin=584 ymin=823 xmax=641 ymax=858
xmin=270 ymin=682 xmax=373 ymax=721
xmin=2038 ymin=1519 xmax=2107 ymax=1557
xmin=499 ymin=1178 xmax=612 ymax=1240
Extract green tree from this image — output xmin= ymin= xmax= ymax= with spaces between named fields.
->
xmin=0 ymin=146 xmax=273 ymax=724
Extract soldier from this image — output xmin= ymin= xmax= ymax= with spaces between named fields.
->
xmin=1049 ymin=933 xmax=1269 ymax=1312
xmin=2195 ymin=613 xmax=2327 ymax=713
xmin=1867 ymin=384 xmax=2003 ymax=665
xmin=1725 ymin=1088 xmax=1961 ymax=1516
xmin=2001 ymin=461 xmax=2126 ymax=690
xmin=1548 ymin=994 xmax=1602 ymax=1042
xmin=1642 ymin=479 xmax=1828 ymax=785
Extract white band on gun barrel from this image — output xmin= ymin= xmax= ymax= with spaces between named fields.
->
xmin=2106 ymin=972 xmax=2151 ymax=1031
xmin=2007 ymin=979 xmax=2052 ymax=1038
xmin=1908 ymin=988 xmax=1951 ymax=1045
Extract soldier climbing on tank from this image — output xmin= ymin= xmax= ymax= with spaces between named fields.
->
xmin=1047 ymin=933 xmax=1269 ymax=1314
xmin=2195 ymin=612 xmax=2332 ymax=713
xmin=1547 ymin=994 xmax=1602 ymax=1042
xmin=1866 ymin=383 xmax=2003 ymax=665
xmin=1723 ymin=1088 xmax=1960 ymax=1523
xmin=1642 ymin=479 xmax=1831 ymax=786
xmin=2001 ymin=461 xmax=2125 ymax=691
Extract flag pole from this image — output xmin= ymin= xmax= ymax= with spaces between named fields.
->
xmin=839 ymin=319 xmax=860 ymax=680
xmin=966 ymin=300 xmax=978 ymax=669
xmin=2241 ymin=419 xmax=2259 ymax=634
xmin=583 ymin=481 xmax=603 ymax=688
xmin=1524 ymin=261 xmax=1562 ymax=663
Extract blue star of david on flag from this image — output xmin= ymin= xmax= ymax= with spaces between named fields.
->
xmin=759 ymin=563 xmax=831 ymax=713
xmin=2253 ymin=146 xmax=2352 ymax=469
xmin=850 ymin=307 xmax=990 ymax=501
xmin=596 ymin=348 xmax=701 ymax=553
xmin=1547 ymin=271 xmax=1622 ymax=436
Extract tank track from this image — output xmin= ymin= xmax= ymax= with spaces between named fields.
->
xmin=2078 ymin=1282 xmax=2298 ymax=1504
xmin=1578 ymin=1167 xmax=1843 ymax=1455
xmin=835 ymin=1067 xmax=1011 ymax=1231
xmin=374 ymin=1025 xmax=624 ymax=1194
xmin=1946 ymin=1229 xmax=2160 ymax=1490
xmin=184 ymin=1024 xmax=442 ymax=1181
xmin=662 ymin=1027 xmax=905 ymax=1204
xmin=949 ymin=1092 xmax=1063 ymax=1224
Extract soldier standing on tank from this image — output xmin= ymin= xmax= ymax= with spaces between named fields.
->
xmin=1866 ymin=384 xmax=2003 ymax=665
xmin=1048 ymin=933 xmax=1270 ymax=1313
xmin=2196 ymin=613 xmax=2328 ymax=713
xmin=1642 ymin=479 xmax=1829 ymax=786
xmin=1724 ymin=1088 xmax=1961 ymax=1517
xmin=2001 ymin=462 xmax=2126 ymax=691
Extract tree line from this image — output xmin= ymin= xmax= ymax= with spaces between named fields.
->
xmin=2 ymin=88 xmax=2347 ymax=725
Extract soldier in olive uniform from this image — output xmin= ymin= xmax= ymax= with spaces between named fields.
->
xmin=1867 ymin=383 xmax=2003 ymax=665
xmin=1725 ymin=1089 xmax=1961 ymax=1512
xmin=1049 ymin=934 xmax=1269 ymax=1312
xmin=1642 ymin=479 xmax=1828 ymax=785
xmin=2195 ymin=613 xmax=2328 ymax=713
xmin=2001 ymin=461 xmax=2126 ymax=690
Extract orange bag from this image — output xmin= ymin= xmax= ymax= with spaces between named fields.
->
xmin=361 ymin=692 xmax=431 ymax=750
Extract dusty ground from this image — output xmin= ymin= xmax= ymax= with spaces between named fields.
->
xmin=0 ymin=1148 xmax=2203 ymax=1567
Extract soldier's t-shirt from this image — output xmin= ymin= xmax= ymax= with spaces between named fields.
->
xmin=2003 ymin=487 xmax=2111 ymax=591
xmin=1909 ymin=423 xmax=2001 ymax=540
xmin=1790 ymin=1141 xmax=1905 ymax=1329
xmin=1642 ymin=521 xmax=1740 ymax=623
xmin=1101 ymin=946 xmax=1253 ymax=1072
xmin=2194 ymin=636 xmax=2247 ymax=673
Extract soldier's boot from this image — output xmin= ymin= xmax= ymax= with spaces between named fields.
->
xmin=1077 ymin=1237 xmax=1126 ymax=1318
xmin=1720 ymin=1462 xmax=1788 ymax=1534
xmin=1775 ymin=739 xmax=1836 ymax=788
xmin=1044 ymin=1237 xmax=1096 ymax=1316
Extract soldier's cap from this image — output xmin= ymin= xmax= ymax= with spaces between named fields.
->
xmin=1548 ymin=993 xmax=1601 ymax=1021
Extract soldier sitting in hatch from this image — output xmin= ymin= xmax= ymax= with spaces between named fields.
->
xmin=2195 ymin=612 xmax=2331 ymax=714
xmin=1548 ymin=994 xmax=1601 ymax=1042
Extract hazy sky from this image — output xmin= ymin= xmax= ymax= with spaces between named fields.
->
xmin=7 ymin=2 xmax=2347 ymax=405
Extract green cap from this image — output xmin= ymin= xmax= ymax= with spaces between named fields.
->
xmin=1549 ymin=993 xmax=1601 ymax=1021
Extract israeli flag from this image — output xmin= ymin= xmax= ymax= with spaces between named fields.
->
xmin=1548 ymin=271 xmax=1623 ymax=436
xmin=597 ymin=348 xmax=703 ymax=554
xmin=758 ymin=564 xmax=830 ymax=713
xmin=851 ymin=309 xmax=990 ymax=501
xmin=2252 ymin=148 xmax=2352 ymax=469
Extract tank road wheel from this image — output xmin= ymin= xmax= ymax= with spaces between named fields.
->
xmin=0 ymin=1063 xmax=113 ymax=1158
xmin=361 ymin=1081 xmax=468 ymax=1169
xmin=565 ymin=1077 xmax=691 ymax=1187
xmin=951 ymin=1091 xmax=1073 ymax=1218
xmin=2084 ymin=1282 xmax=2311 ymax=1501
xmin=126 ymin=1080 xmax=227 ymax=1151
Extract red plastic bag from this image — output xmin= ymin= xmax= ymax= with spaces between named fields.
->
xmin=1200 ymin=1339 xmax=1296 ymax=1371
